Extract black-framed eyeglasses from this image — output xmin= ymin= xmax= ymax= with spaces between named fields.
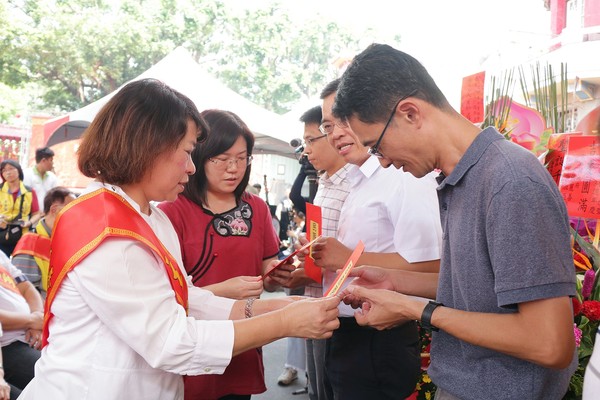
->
xmin=367 ymin=89 xmax=418 ymax=158
xmin=303 ymin=134 xmax=327 ymax=147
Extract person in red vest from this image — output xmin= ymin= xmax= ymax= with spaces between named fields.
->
xmin=17 ymin=78 xmax=340 ymax=400
xmin=12 ymin=187 xmax=76 ymax=298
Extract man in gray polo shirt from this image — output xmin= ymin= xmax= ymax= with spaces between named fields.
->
xmin=334 ymin=43 xmax=577 ymax=400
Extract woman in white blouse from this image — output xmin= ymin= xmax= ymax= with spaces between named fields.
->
xmin=18 ymin=79 xmax=340 ymax=400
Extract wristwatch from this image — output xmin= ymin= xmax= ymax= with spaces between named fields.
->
xmin=421 ymin=301 xmax=443 ymax=332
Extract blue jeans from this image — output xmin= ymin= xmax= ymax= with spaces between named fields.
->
xmin=2 ymin=341 xmax=41 ymax=390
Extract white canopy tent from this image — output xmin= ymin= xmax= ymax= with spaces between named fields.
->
xmin=43 ymin=47 xmax=300 ymax=158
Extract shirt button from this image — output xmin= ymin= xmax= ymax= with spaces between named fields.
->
xmin=204 ymin=367 xmax=211 ymax=372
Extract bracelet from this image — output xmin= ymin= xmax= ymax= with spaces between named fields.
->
xmin=244 ymin=298 xmax=256 ymax=319
xmin=421 ymin=301 xmax=443 ymax=332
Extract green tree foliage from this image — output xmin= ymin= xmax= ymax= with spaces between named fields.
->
xmin=0 ymin=0 xmax=396 ymax=120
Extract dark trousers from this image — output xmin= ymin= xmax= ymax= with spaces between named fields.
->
xmin=2 ymin=340 xmax=41 ymax=390
xmin=325 ymin=318 xmax=420 ymax=400
xmin=9 ymin=384 xmax=21 ymax=400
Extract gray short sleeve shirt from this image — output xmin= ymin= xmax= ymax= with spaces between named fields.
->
xmin=428 ymin=128 xmax=577 ymax=400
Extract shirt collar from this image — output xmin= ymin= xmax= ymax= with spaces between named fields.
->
xmin=347 ymin=155 xmax=381 ymax=186
xmin=319 ymin=163 xmax=351 ymax=186
xmin=438 ymin=127 xmax=504 ymax=189
xmin=33 ymin=166 xmax=47 ymax=178
xmin=86 ymin=181 xmax=145 ymax=216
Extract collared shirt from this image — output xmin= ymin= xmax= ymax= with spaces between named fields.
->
xmin=304 ymin=164 xmax=351 ymax=298
xmin=19 ymin=182 xmax=236 ymax=400
xmin=23 ymin=166 xmax=59 ymax=210
xmin=429 ymin=127 xmax=576 ymax=399
xmin=324 ymin=156 xmax=442 ymax=316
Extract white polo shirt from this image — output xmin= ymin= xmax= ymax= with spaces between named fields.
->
xmin=23 ymin=166 xmax=59 ymax=209
xmin=323 ymin=156 xmax=442 ymax=317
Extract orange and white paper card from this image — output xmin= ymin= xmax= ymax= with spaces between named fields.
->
xmin=305 ymin=203 xmax=323 ymax=284
xmin=324 ymin=241 xmax=365 ymax=297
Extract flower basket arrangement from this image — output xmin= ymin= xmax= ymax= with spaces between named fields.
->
xmin=406 ymin=322 xmax=437 ymax=400
xmin=566 ymin=217 xmax=600 ymax=399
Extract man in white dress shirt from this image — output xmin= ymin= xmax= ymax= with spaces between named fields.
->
xmin=23 ymin=147 xmax=58 ymax=210
xmin=311 ymin=78 xmax=442 ymax=400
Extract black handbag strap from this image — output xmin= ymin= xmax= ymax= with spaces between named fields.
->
xmin=15 ymin=193 xmax=25 ymax=221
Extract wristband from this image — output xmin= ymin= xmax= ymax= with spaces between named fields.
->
xmin=421 ymin=301 xmax=443 ymax=332
xmin=244 ymin=298 xmax=256 ymax=319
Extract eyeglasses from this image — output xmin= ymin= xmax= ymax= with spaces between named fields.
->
xmin=303 ymin=134 xmax=327 ymax=147
xmin=367 ymin=89 xmax=418 ymax=158
xmin=208 ymin=155 xmax=253 ymax=169
xmin=318 ymin=120 xmax=348 ymax=135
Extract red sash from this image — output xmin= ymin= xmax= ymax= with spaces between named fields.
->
xmin=0 ymin=265 xmax=21 ymax=295
xmin=12 ymin=232 xmax=51 ymax=261
xmin=42 ymin=188 xmax=188 ymax=347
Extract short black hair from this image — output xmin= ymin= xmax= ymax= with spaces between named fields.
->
xmin=320 ymin=78 xmax=340 ymax=100
xmin=35 ymin=147 xmax=55 ymax=163
xmin=299 ymin=106 xmax=322 ymax=125
xmin=334 ymin=43 xmax=451 ymax=124
xmin=43 ymin=186 xmax=74 ymax=214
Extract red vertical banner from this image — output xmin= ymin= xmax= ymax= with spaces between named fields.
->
xmin=558 ymin=135 xmax=600 ymax=219
xmin=305 ymin=203 xmax=322 ymax=284
xmin=460 ymin=71 xmax=485 ymax=124
xmin=546 ymin=133 xmax=572 ymax=185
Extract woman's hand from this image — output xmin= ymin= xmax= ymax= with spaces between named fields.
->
xmin=205 ymin=276 xmax=263 ymax=300
xmin=280 ymin=296 xmax=340 ymax=339
xmin=28 ymin=311 xmax=44 ymax=331
xmin=26 ymin=328 xmax=43 ymax=350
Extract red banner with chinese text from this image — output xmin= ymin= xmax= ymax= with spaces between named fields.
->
xmin=460 ymin=71 xmax=485 ymax=124
xmin=558 ymin=135 xmax=600 ymax=220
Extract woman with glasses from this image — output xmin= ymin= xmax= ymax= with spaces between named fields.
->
xmin=0 ymin=160 xmax=42 ymax=257
xmin=19 ymin=81 xmax=339 ymax=400
xmin=159 ymin=109 xmax=292 ymax=400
